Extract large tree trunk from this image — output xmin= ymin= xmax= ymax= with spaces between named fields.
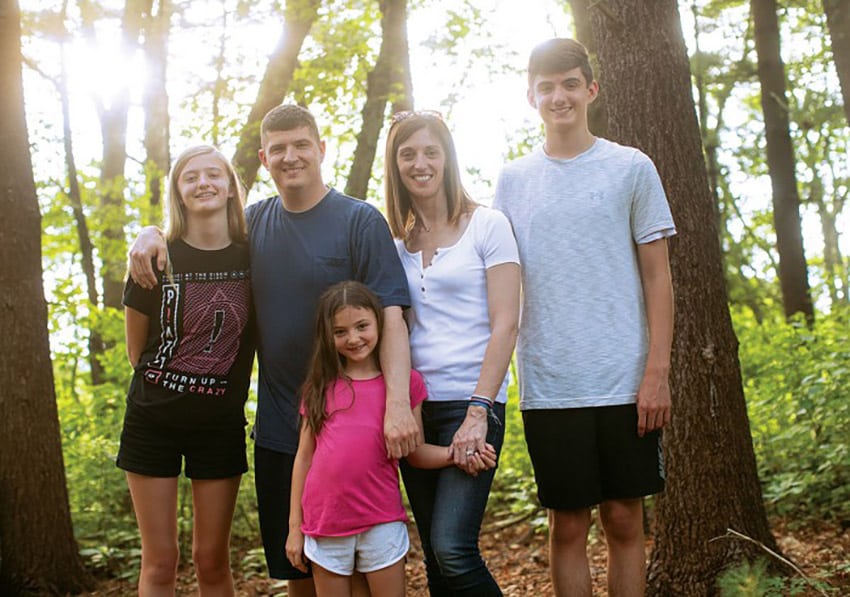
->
xmin=231 ymin=0 xmax=321 ymax=191
xmin=567 ymin=0 xmax=608 ymax=137
xmin=0 ymin=0 xmax=93 ymax=592
xmin=345 ymin=0 xmax=413 ymax=200
xmin=584 ymin=1 xmax=778 ymax=594
xmin=751 ymin=0 xmax=814 ymax=321
xmin=142 ymin=0 xmax=171 ymax=223
xmin=823 ymin=0 xmax=850 ymax=126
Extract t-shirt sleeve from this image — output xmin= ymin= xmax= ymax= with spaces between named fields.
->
xmin=478 ymin=208 xmax=520 ymax=268
xmin=630 ymin=153 xmax=676 ymax=243
xmin=409 ymin=370 xmax=428 ymax=409
xmin=353 ymin=211 xmax=411 ymax=309
xmin=492 ymin=169 xmax=510 ymax=216
xmin=122 ymin=273 xmax=159 ymax=316
xmin=245 ymin=201 xmax=258 ymax=231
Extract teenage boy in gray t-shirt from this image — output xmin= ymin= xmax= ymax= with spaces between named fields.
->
xmin=494 ymin=38 xmax=675 ymax=597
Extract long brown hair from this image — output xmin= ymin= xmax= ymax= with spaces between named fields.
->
xmin=165 ymin=145 xmax=247 ymax=243
xmin=384 ymin=112 xmax=476 ymax=240
xmin=300 ymin=281 xmax=385 ymax=435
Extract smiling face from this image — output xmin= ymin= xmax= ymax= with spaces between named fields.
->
xmin=395 ymin=127 xmax=447 ymax=205
xmin=176 ymin=153 xmax=233 ymax=217
xmin=528 ymin=66 xmax=598 ymax=135
xmin=258 ymin=125 xmax=326 ymax=199
xmin=332 ymin=305 xmax=379 ymax=373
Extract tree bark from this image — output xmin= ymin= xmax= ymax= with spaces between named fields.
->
xmin=567 ymin=0 xmax=608 ymax=137
xmin=59 ymin=7 xmax=103 ymax=383
xmin=0 ymin=0 xmax=93 ymax=592
xmin=823 ymin=0 xmax=850 ymax=126
xmin=751 ymin=0 xmax=814 ymax=321
xmin=95 ymin=0 xmax=147 ymax=310
xmin=584 ymin=1 xmax=778 ymax=594
xmin=142 ymin=0 xmax=171 ymax=223
xmin=345 ymin=0 xmax=413 ymax=200
xmin=231 ymin=0 xmax=321 ymax=191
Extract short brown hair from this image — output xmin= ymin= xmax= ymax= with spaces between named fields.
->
xmin=261 ymin=104 xmax=321 ymax=146
xmin=528 ymin=38 xmax=594 ymax=87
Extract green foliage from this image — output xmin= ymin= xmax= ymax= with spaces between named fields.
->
xmin=717 ymin=558 xmax=795 ymax=596
xmin=736 ymin=306 xmax=850 ymax=520
xmin=716 ymin=556 xmax=836 ymax=596
xmin=489 ymin=365 xmax=545 ymax=530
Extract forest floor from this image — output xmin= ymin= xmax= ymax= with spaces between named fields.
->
xmin=83 ymin=515 xmax=850 ymax=596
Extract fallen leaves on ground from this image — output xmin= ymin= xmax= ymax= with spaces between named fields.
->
xmin=82 ymin=516 xmax=850 ymax=596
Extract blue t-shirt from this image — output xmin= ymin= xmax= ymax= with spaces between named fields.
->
xmin=247 ymin=188 xmax=410 ymax=453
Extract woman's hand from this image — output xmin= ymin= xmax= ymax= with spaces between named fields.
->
xmin=285 ymin=528 xmax=308 ymax=573
xmin=450 ymin=405 xmax=492 ymax=475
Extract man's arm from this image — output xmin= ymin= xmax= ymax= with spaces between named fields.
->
xmin=636 ymin=238 xmax=674 ymax=436
xmin=128 ymin=226 xmax=167 ymax=289
xmin=381 ymin=305 xmax=420 ymax=459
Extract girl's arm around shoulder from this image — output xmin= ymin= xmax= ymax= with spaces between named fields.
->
xmin=286 ymin=420 xmax=315 ymax=573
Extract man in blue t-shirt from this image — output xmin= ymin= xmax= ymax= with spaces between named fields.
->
xmin=129 ymin=105 xmax=419 ymax=596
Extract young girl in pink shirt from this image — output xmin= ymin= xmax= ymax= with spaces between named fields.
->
xmin=286 ymin=281 xmax=495 ymax=596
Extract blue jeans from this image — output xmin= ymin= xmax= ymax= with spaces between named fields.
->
xmin=400 ymin=400 xmax=505 ymax=596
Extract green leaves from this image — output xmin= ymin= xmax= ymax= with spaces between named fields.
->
xmin=736 ymin=306 xmax=850 ymax=520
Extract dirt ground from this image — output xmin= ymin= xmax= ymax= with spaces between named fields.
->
xmin=81 ymin=514 xmax=850 ymax=596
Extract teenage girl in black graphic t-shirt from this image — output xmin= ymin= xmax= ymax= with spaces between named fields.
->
xmin=117 ymin=145 xmax=253 ymax=595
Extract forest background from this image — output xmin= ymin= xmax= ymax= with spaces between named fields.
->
xmin=1 ymin=0 xmax=849 ymax=595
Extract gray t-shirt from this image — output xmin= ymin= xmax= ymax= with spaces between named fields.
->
xmin=494 ymin=139 xmax=675 ymax=410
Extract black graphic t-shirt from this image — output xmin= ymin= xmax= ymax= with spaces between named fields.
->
xmin=123 ymin=239 xmax=253 ymax=429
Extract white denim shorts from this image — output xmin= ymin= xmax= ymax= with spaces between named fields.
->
xmin=304 ymin=520 xmax=409 ymax=575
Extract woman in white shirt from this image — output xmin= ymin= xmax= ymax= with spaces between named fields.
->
xmin=384 ymin=110 xmax=521 ymax=596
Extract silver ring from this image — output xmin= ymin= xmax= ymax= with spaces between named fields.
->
xmin=465 ymin=450 xmax=474 ymax=456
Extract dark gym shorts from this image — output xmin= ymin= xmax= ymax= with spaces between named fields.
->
xmin=254 ymin=444 xmax=312 ymax=580
xmin=116 ymin=401 xmax=247 ymax=479
xmin=522 ymin=403 xmax=665 ymax=511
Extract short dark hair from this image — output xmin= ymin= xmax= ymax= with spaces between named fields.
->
xmin=528 ymin=38 xmax=594 ymax=87
xmin=261 ymin=104 xmax=321 ymax=145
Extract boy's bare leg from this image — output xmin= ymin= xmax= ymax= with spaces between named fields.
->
xmin=600 ymin=498 xmax=646 ymax=597
xmin=549 ymin=508 xmax=593 ymax=597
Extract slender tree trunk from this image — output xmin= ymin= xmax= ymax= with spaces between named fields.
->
xmin=142 ymin=0 xmax=171 ymax=224
xmin=345 ymin=0 xmax=413 ymax=200
xmin=584 ymin=1 xmax=778 ymax=594
xmin=59 ymin=7 xmax=103 ymax=383
xmin=95 ymin=0 xmax=146 ymax=310
xmin=231 ymin=0 xmax=321 ymax=191
xmin=751 ymin=0 xmax=814 ymax=321
xmin=211 ymin=0 xmax=229 ymax=147
xmin=567 ymin=0 xmax=608 ymax=137
xmin=823 ymin=0 xmax=850 ymax=126
xmin=0 ymin=1 xmax=93 ymax=592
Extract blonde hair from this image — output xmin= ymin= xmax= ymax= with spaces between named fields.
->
xmin=165 ymin=145 xmax=247 ymax=243
xmin=384 ymin=113 xmax=475 ymax=239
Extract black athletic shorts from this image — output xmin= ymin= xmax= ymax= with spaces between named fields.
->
xmin=522 ymin=404 xmax=665 ymax=510
xmin=254 ymin=444 xmax=312 ymax=580
xmin=117 ymin=401 xmax=247 ymax=479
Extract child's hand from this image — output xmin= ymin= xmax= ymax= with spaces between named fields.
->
xmin=455 ymin=442 xmax=498 ymax=475
xmin=285 ymin=529 xmax=308 ymax=573
xmin=478 ymin=442 xmax=497 ymax=468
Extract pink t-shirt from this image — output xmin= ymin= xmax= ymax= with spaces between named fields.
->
xmin=300 ymin=371 xmax=427 ymax=537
